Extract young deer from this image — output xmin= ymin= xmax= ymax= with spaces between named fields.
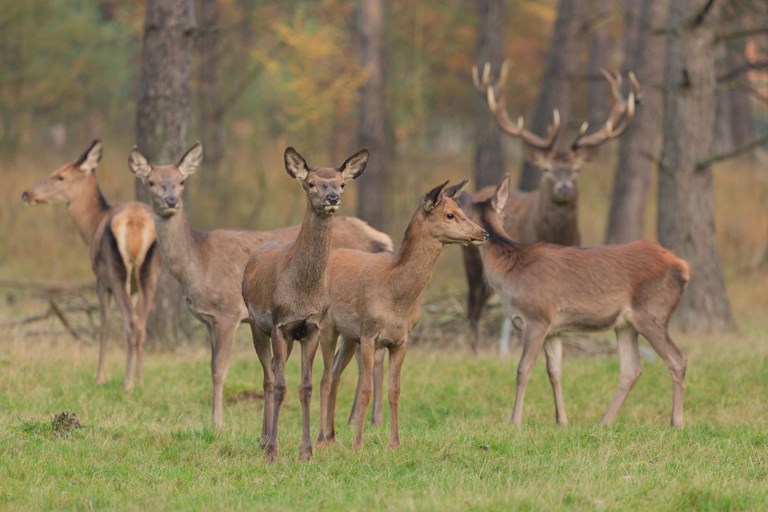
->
xmin=22 ymin=140 xmax=159 ymax=390
xmin=242 ymin=147 xmax=367 ymax=462
xmin=317 ymin=181 xmax=488 ymax=450
xmin=459 ymin=175 xmax=688 ymax=427
xmin=128 ymin=142 xmax=390 ymax=429
xmin=464 ymin=61 xmax=639 ymax=352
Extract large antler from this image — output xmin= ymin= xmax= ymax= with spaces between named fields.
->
xmin=570 ymin=70 xmax=639 ymax=151
xmin=472 ymin=60 xmax=561 ymax=152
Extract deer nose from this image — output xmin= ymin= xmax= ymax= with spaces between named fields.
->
xmin=165 ymin=197 xmax=178 ymax=208
xmin=21 ymin=191 xmax=30 ymax=202
xmin=482 ymin=230 xmax=490 ymax=240
xmin=326 ymin=193 xmax=340 ymax=205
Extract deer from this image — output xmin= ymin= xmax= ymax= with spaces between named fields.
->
xmin=316 ymin=180 xmax=489 ymax=450
xmin=463 ymin=60 xmax=639 ymax=353
xmin=242 ymin=147 xmax=368 ymax=462
xmin=457 ymin=175 xmax=688 ymax=428
xmin=127 ymin=142 xmax=392 ymax=429
xmin=21 ymin=140 xmax=160 ymax=390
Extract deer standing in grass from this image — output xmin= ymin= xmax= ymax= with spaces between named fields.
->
xmin=458 ymin=175 xmax=688 ymax=427
xmin=463 ymin=61 xmax=639 ymax=353
xmin=128 ymin=142 xmax=391 ymax=429
xmin=22 ymin=140 xmax=159 ymax=390
xmin=242 ymin=147 xmax=367 ymax=462
xmin=317 ymin=181 xmax=489 ymax=450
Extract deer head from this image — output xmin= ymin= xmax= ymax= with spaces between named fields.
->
xmin=420 ymin=180 xmax=488 ymax=246
xmin=128 ymin=142 xmax=203 ymax=218
xmin=284 ymin=147 xmax=368 ymax=218
xmin=22 ymin=140 xmax=103 ymax=205
xmin=472 ymin=61 xmax=639 ymax=204
xmin=459 ymin=174 xmax=511 ymax=234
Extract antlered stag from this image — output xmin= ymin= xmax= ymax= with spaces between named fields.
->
xmin=318 ymin=181 xmax=488 ymax=450
xmin=242 ymin=147 xmax=367 ymax=462
xmin=464 ymin=61 xmax=639 ymax=352
xmin=22 ymin=140 xmax=160 ymax=390
xmin=128 ymin=142 xmax=392 ymax=428
xmin=459 ymin=175 xmax=688 ymax=427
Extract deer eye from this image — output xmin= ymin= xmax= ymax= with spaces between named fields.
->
xmin=180 ymin=180 xmax=185 ymax=186
xmin=308 ymin=182 xmax=315 ymax=189
xmin=340 ymin=183 xmax=345 ymax=189
xmin=447 ymin=213 xmax=455 ymax=220
xmin=148 ymin=180 xmax=155 ymax=187
xmin=56 ymin=175 xmax=65 ymax=181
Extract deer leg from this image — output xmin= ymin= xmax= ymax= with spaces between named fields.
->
xmin=544 ymin=336 xmax=568 ymax=425
xmin=510 ymin=322 xmax=547 ymax=425
xmin=463 ymin=245 xmax=491 ymax=354
xmin=387 ymin=343 xmax=407 ymax=449
xmin=600 ymin=325 xmax=642 ymax=425
xmin=634 ymin=319 xmax=687 ymax=428
xmin=133 ymin=276 xmax=149 ymax=387
xmin=210 ymin=319 xmax=238 ymax=429
xmin=298 ymin=327 xmax=321 ymax=461
xmin=265 ymin=326 xmax=289 ymax=463
xmin=328 ymin=336 xmax=358 ymax=443
xmin=371 ymin=348 xmax=385 ymax=427
xmin=317 ymin=324 xmax=338 ymax=445
xmin=249 ymin=322 xmax=273 ymax=450
xmin=353 ymin=337 xmax=376 ymax=449
xmin=95 ymin=279 xmax=111 ymax=385
xmin=111 ymin=281 xmax=136 ymax=391
xmin=347 ymin=347 xmax=363 ymax=425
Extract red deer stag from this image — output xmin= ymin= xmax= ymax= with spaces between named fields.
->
xmin=317 ymin=181 xmax=488 ymax=450
xmin=463 ymin=61 xmax=639 ymax=353
xmin=458 ymin=175 xmax=688 ymax=427
xmin=128 ymin=142 xmax=391 ymax=429
xmin=242 ymin=147 xmax=367 ymax=462
xmin=22 ymin=140 xmax=160 ymax=390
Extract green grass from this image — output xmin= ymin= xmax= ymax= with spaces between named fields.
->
xmin=1 ymin=325 xmax=767 ymax=511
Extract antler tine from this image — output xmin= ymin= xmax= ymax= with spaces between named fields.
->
xmin=572 ymin=70 xmax=639 ymax=150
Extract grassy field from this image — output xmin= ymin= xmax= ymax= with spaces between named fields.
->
xmin=1 ymin=315 xmax=767 ymax=511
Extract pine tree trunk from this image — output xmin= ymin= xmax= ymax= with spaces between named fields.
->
xmin=197 ymin=0 xmax=224 ymax=176
xmin=135 ymin=0 xmax=197 ymax=344
xmin=658 ymin=0 xmax=737 ymax=333
xmin=473 ymin=0 xmax=505 ymax=190
xmin=585 ymin=0 xmax=612 ymax=130
xmin=605 ymin=0 xmax=670 ymax=244
xmin=356 ymin=0 xmax=388 ymax=231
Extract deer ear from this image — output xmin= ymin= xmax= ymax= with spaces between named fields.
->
xmin=128 ymin=146 xmax=152 ymax=180
xmin=444 ymin=179 xmax=469 ymax=198
xmin=76 ymin=140 xmax=102 ymax=174
xmin=178 ymin=141 xmax=203 ymax=177
xmin=339 ymin=148 xmax=368 ymax=180
xmin=284 ymin=147 xmax=309 ymax=181
xmin=422 ymin=180 xmax=450 ymax=212
xmin=491 ymin=175 xmax=511 ymax=214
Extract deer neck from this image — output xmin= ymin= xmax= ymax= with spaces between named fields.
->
xmin=152 ymin=204 xmax=199 ymax=285
xmin=67 ymin=177 xmax=110 ymax=246
xmin=386 ymin=213 xmax=444 ymax=305
xmin=287 ymin=204 xmax=334 ymax=288
xmin=479 ymin=206 xmax=525 ymax=272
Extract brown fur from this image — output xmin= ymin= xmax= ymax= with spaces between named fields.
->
xmin=128 ymin=143 xmax=391 ymax=430
xmin=316 ymin=181 xmax=488 ymax=450
xmin=463 ymin=176 xmax=688 ymax=427
xmin=22 ymin=140 xmax=160 ymax=390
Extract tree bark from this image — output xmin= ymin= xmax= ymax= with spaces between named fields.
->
xmin=519 ymin=0 xmax=583 ymax=191
xmin=658 ymin=0 xmax=737 ymax=333
xmin=135 ymin=0 xmax=197 ymax=344
xmin=197 ymin=0 xmax=224 ymax=176
xmin=356 ymin=0 xmax=389 ymax=231
xmin=605 ymin=0 xmax=671 ymax=244
xmin=473 ymin=0 xmax=505 ymax=190
xmin=585 ymin=0 xmax=613 ymax=130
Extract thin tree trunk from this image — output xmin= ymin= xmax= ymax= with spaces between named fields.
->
xmin=585 ymin=0 xmax=613 ymax=130
xmin=197 ymin=0 xmax=224 ymax=176
xmin=473 ymin=0 xmax=505 ymax=190
xmin=519 ymin=0 xmax=583 ymax=191
xmin=356 ymin=0 xmax=388 ymax=231
xmin=658 ymin=0 xmax=737 ymax=333
xmin=605 ymin=0 xmax=671 ymax=244
xmin=135 ymin=0 xmax=197 ymax=343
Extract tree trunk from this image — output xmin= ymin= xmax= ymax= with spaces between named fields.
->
xmin=605 ymin=0 xmax=671 ymax=244
xmin=519 ymin=0 xmax=583 ymax=191
xmin=473 ymin=0 xmax=505 ymax=190
xmin=197 ymin=0 xmax=224 ymax=176
xmin=135 ymin=0 xmax=197 ymax=344
xmin=356 ymin=0 xmax=388 ymax=231
xmin=658 ymin=0 xmax=737 ymax=333
xmin=585 ymin=0 xmax=613 ymax=130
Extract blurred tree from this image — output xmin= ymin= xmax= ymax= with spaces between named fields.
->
xmin=658 ymin=0 xmax=737 ymax=333
xmin=135 ymin=0 xmax=197 ymax=343
xmin=584 ymin=0 xmax=614 ymax=129
xmin=519 ymin=0 xmax=584 ymax=191
xmin=605 ymin=0 xmax=671 ymax=244
xmin=473 ymin=0 xmax=505 ymax=190
xmin=197 ymin=0 xmax=224 ymax=176
xmin=356 ymin=0 xmax=389 ymax=230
